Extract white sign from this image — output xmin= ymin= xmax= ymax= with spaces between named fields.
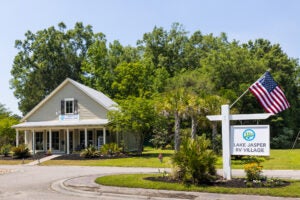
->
xmin=59 ymin=114 xmax=80 ymax=121
xmin=231 ymin=125 xmax=270 ymax=156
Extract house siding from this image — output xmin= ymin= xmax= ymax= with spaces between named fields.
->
xmin=27 ymin=83 xmax=108 ymax=122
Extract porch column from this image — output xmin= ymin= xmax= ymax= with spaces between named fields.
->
xmin=93 ymin=129 xmax=96 ymax=146
xmin=24 ymin=130 xmax=28 ymax=145
xmin=73 ymin=129 xmax=75 ymax=152
xmin=84 ymin=128 xmax=88 ymax=148
xmin=67 ymin=129 xmax=70 ymax=154
xmin=43 ymin=130 xmax=47 ymax=151
xmin=49 ymin=129 xmax=52 ymax=151
xmin=32 ymin=130 xmax=35 ymax=155
xmin=16 ymin=130 xmax=19 ymax=147
xmin=103 ymin=127 xmax=106 ymax=145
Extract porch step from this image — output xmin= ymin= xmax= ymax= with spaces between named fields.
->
xmin=25 ymin=154 xmax=62 ymax=166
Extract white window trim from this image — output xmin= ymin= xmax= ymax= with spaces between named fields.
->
xmin=65 ymin=98 xmax=74 ymax=115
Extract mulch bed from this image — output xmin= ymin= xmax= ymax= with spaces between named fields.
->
xmin=1 ymin=152 xmax=129 ymax=161
xmin=52 ymin=153 xmax=129 ymax=160
xmin=145 ymin=176 xmax=290 ymax=188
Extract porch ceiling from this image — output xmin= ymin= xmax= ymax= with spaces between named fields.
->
xmin=12 ymin=119 xmax=109 ymax=130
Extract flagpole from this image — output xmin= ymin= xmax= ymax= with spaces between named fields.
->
xmin=230 ymin=69 xmax=271 ymax=109
xmin=230 ymin=88 xmax=249 ymax=108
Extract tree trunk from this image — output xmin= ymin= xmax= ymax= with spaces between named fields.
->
xmin=136 ymin=133 xmax=144 ymax=155
xmin=212 ymin=122 xmax=218 ymax=151
xmin=191 ymin=116 xmax=197 ymax=140
xmin=174 ymin=111 xmax=181 ymax=152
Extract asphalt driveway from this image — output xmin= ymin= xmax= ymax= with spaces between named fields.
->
xmin=1 ymin=165 xmax=300 ymax=200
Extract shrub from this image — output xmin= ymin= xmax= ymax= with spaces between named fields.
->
xmin=45 ymin=149 xmax=52 ymax=156
xmin=1 ymin=144 xmax=12 ymax=156
xmin=244 ymin=162 xmax=263 ymax=181
xmin=100 ymin=143 xmax=121 ymax=156
xmin=80 ymin=145 xmax=100 ymax=158
xmin=171 ymin=135 xmax=217 ymax=184
xmin=12 ymin=144 xmax=30 ymax=159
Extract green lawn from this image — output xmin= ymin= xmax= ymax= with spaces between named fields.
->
xmin=42 ymin=148 xmax=300 ymax=170
xmin=42 ymin=147 xmax=173 ymax=168
xmin=95 ymin=173 xmax=300 ymax=198
xmin=0 ymin=160 xmax=30 ymax=165
xmin=228 ymin=149 xmax=300 ymax=170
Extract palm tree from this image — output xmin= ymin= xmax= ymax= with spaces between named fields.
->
xmin=156 ymin=88 xmax=187 ymax=152
xmin=205 ymin=95 xmax=228 ymax=151
xmin=186 ymin=93 xmax=208 ymax=139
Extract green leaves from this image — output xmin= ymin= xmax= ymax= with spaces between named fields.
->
xmin=171 ymin=135 xmax=217 ymax=184
xmin=9 ymin=22 xmax=299 ymax=150
xmin=11 ymin=22 xmax=97 ymax=114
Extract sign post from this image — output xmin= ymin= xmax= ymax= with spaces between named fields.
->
xmin=207 ymin=104 xmax=272 ymax=180
xmin=221 ymin=105 xmax=231 ymax=180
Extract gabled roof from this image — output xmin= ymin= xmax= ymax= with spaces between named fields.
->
xmin=21 ymin=78 xmax=117 ymax=122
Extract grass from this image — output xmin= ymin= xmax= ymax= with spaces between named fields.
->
xmin=228 ymin=149 xmax=300 ymax=170
xmin=42 ymin=148 xmax=300 ymax=170
xmin=42 ymin=147 xmax=173 ymax=167
xmin=0 ymin=160 xmax=31 ymax=165
xmin=95 ymin=173 xmax=300 ymax=198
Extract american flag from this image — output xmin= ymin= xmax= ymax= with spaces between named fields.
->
xmin=249 ymin=71 xmax=290 ymax=114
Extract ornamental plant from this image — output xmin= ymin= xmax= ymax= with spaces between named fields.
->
xmin=1 ymin=144 xmax=11 ymax=156
xmin=100 ymin=143 xmax=121 ymax=156
xmin=171 ymin=135 xmax=217 ymax=184
xmin=80 ymin=145 xmax=100 ymax=158
xmin=11 ymin=144 xmax=30 ymax=159
xmin=244 ymin=162 xmax=263 ymax=181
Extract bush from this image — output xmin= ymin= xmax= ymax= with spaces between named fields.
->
xmin=1 ymin=144 xmax=12 ymax=156
xmin=244 ymin=162 xmax=263 ymax=181
xmin=100 ymin=143 xmax=121 ymax=156
xmin=11 ymin=144 xmax=30 ymax=159
xmin=171 ymin=135 xmax=217 ymax=184
xmin=80 ymin=145 xmax=100 ymax=158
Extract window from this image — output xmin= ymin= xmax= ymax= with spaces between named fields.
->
xmin=35 ymin=132 xmax=44 ymax=150
xmin=65 ymin=99 xmax=74 ymax=114
xmin=61 ymin=99 xmax=78 ymax=115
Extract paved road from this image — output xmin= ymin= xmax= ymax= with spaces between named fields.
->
xmin=0 ymin=165 xmax=300 ymax=200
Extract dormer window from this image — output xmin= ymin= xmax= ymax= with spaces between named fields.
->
xmin=65 ymin=99 xmax=74 ymax=114
xmin=61 ymin=98 xmax=78 ymax=115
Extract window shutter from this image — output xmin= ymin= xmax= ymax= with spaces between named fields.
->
xmin=61 ymin=100 xmax=65 ymax=115
xmin=74 ymin=99 xmax=78 ymax=114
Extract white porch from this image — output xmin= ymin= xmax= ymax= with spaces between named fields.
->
xmin=13 ymin=119 xmax=111 ymax=154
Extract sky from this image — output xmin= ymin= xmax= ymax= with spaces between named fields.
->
xmin=0 ymin=0 xmax=299 ymax=116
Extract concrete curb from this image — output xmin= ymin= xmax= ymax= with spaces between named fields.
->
xmin=51 ymin=173 xmax=300 ymax=200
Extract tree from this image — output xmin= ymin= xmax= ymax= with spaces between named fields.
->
xmin=186 ymin=93 xmax=208 ymax=139
xmin=108 ymin=97 xmax=157 ymax=154
xmin=137 ymin=23 xmax=189 ymax=76
xmin=0 ymin=103 xmax=20 ymax=146
xmin=81 ymin=39 xmax=141 ymax=98
xmin=204 ymin=95 xmax=228 ymax=152
xmin=111 ymin=62 xmax=154 ymax=99
xmin=0 ymin=103 xmax=10 ymax=117
xmin=156 ymin=88 xmax=188 ymax=152
xmin=11 ymin=22 xmax=97 ymax=115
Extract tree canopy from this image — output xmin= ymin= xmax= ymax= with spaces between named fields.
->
xmin=10 ymin=22 xmax=300 ymax=150
xmin=11 ymin=22 xmax=97 ymax=114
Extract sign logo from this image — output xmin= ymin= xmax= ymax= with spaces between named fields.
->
xmin=243 ymin=129 xmax=255 ymax=141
